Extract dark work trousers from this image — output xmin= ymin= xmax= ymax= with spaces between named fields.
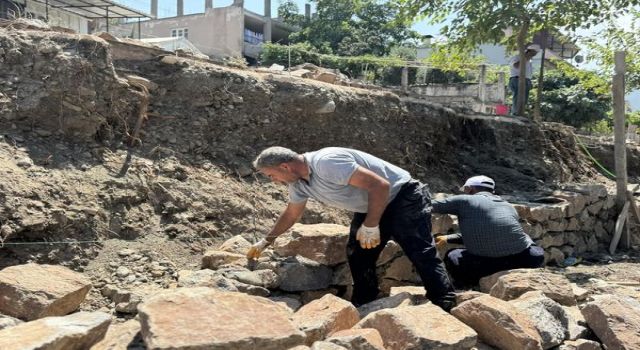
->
xmin=509 ymin=76 xmax=532 ymax=114
xmin=347 ymin=180 xmax=456 ymax=311
xmin=445 ymin=245 xmax=545 ymax=288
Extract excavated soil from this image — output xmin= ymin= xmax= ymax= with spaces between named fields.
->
xmin=0 ymin=26 xmax=638 ymax=315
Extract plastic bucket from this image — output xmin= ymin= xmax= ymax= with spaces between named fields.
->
xmin=495 ymin=104 xmax=509 ymax=115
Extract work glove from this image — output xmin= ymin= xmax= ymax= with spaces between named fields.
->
xmin=247 ymin=238 xmax=269 ymax=260
xmin=435 ymin=235 xmax=447 ymax=249
xmin=356 ymin=225 xmax=381 ymax=249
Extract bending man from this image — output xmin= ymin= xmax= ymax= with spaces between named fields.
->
xmin=433 ymin=175 xmax=544 ymax=288
xmin=248 ymin=146 xmax=456 ymax=311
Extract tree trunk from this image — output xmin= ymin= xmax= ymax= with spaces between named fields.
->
xmin=516 ymin=20 xmax=529 ymax=116
xmin=534 ymin=29 xmax=548 ymax=121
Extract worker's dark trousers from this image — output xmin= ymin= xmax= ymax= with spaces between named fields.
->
xmin=347 ymin=181 xmax=456 ymax=311
xmin=444 ymin=245 xmax=545 ymax=288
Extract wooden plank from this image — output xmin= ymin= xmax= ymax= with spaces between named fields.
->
xmin=610 ymin=201 xmax=630 ymax=255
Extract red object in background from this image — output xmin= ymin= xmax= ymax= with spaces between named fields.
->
xmin=495 ymin=104 xmax=509 ymax=115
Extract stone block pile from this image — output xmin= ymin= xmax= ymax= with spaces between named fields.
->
xmin=3 ymin=261 xmax=640 ymax=349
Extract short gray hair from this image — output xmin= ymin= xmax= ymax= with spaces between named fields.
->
xmin=253 ymin=146 xmax=299 ymax=169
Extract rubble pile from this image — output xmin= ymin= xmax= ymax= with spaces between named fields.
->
xmin=1 ymin=231 xmax=640 ymax=349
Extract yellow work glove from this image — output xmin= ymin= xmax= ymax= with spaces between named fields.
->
xmin=435 ymin=235 xmax=447 ymax=249
xmin=247 ymin=239 xmax=269 ymax=260
xmin=356 ymin=225 xmax=381 ymax=249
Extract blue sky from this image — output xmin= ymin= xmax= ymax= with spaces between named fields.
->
xmin=117 ymin=0 xmax=638 ymax=110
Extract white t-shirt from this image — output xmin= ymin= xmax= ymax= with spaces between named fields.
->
xmin=509 ymin=55 xmax=533 ymax=79
xmin=288 ymin=147 xmax=411 ymax=213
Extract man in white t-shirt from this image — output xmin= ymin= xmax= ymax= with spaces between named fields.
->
xmin=247 ymin=146 xmax=457 ymax=311
xmin=509 ymin=44 xmax=540 ymax=114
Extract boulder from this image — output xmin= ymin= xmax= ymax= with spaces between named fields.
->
xmin=357 ymin=303 xmax=477 ymax=350
xmin=91 ymin=319 xmax=141 ymax=350
xmin=0 ymin=312 xmax=110 ymax=350
xmin=480 ymin=269 xmax=576 ymax=306
xmin=377 ymin=241 xmax=402 ymax=266
xmin=300 ymin=289 xmax=338 ymax=304
xmin=331 ymin=263 xmax=353 ymax=286
xmin=389 ymin=286 xmax=427 ymax=304
xmin=557 ymin=339 xmax=602 ymax=350
xmin=510 ymin=291 xmax=569 ymax=349
xmin=561 ymin=306 xmax=589 ymax=340
xmin=201 ymin=250 xmax=248 ymax=269
xmin=138 ymin=288 xmax=305 ymax=349
xmin=0 ymin=263 xmax=92 ymax=320
xmin=273 ymin=223 xmax=349 ymax=265
xmin=0 ymin=314 xmax=22 ymax=331
xmin=269 ymin=296 xmax=302 ymax=312
xmin=551 ymin=191 xmax=586 ymax=217
xmin=456 ymin=291 xmax=486 ymax=304
xmin=383 ymin=255 xmax=420 ymax=283
xmin=223 ymin=269 xmax=280 ymax=289
xmin=452 ymin=295 xmax=542 ymax=350
xmin=278 ymin=256 xmax=333 ymax=292
xmin=326 ymin=328 xmax=385 ymax=350
xmin=310 ymin=341 xmax=347 ymax=349
xmin=581 ymin=294 xmax=640 ymax=350
xmin=217 ymin=235 xmax=253 ymax=254
xmin=357 ymin=292 xmax=414 ymax=318
xmin=292 ymin=294 xmax=360 ymax=345
xmin=177 ymin=269 xmax=239 ymax=291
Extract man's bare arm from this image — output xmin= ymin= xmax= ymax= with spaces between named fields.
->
xmin=265 ymin=200 xmax=307 ymax=243
xmin=348 ymin=167 xmax=390 ymax=227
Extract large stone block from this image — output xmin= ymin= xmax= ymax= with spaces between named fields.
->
xmin=377 ymin=241 xmax=402 ymax=266
xmin=177 ymin=269 xmax=239 ymax=291
xmin=0 ymin=263 xmax=92 ymax=320
xmin=581 ymin=294 xmax=640 ymax=350
xmin=0 ymin=314 xmax=22 ymax=331
xmin=562 ymin=306 xmax=589 ymax=340
xmin=557 ymin=339 xmax=602 ymax=350
xmin=452 ymin=295 xmax=542 ymax=350
xmin=91 ymin=319 xmax=141 ymax=350
xmin=138 ymin=288 xmax=305 ymax=349
xmin=383 ymin=255 xmax=420 ymax=283
xmin=201 ymin=250 xmax=248 ymax=269
xmin=481 ymin=269 xmax=576 ymax=306
xmin=278 ymin=256 xmax=333 ymax=292
xmin=510 ymin=291 xmax=569 ymax=349
xmin=292 ymin=294 xmax=360 ymax=345
xmin=357 ymin=292 xmax=413 ymax=318
xmin=273 ymin=223 xmax=349 ymax=265
xmin=223 ymin=269 xmax=280 ymax=289
xmin=0 ymin=312 xmax=111 ymax=350
xmin=552 ymin=191 xmax=586 ymax=217
xmin=357 ymin=303 xmax=477 ymax=350
xmin=326 ymin=328 xmax=385 ymax=350
xmin=217 ymin=235 xmax=253 ymax=254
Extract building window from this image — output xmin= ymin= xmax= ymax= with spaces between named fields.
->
xmin=171 ymin=28 xmax=188 ymax=39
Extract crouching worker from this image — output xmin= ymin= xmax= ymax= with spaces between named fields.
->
xmin=247 ymin=146 xmax=456 ymax=311
xmin=432 ymin=175 xmax=544 ymax=288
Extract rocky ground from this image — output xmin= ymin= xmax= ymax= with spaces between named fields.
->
xmin=0 ymin=22 xmax=640 ymax=349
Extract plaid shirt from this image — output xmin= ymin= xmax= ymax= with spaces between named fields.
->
xmin=432 ymin=192 xmax=533 ymax=257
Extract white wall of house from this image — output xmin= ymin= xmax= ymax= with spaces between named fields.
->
xmin=105 ymin=6 xmax=245 ymax=59
xmin=24 ymin=1 xmax=89 ymax=34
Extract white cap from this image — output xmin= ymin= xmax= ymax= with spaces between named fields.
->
xmin=526 ymin=44 xmax=541 ymax=52
xmin=461 ymin=175 xmax=495 ymax=191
